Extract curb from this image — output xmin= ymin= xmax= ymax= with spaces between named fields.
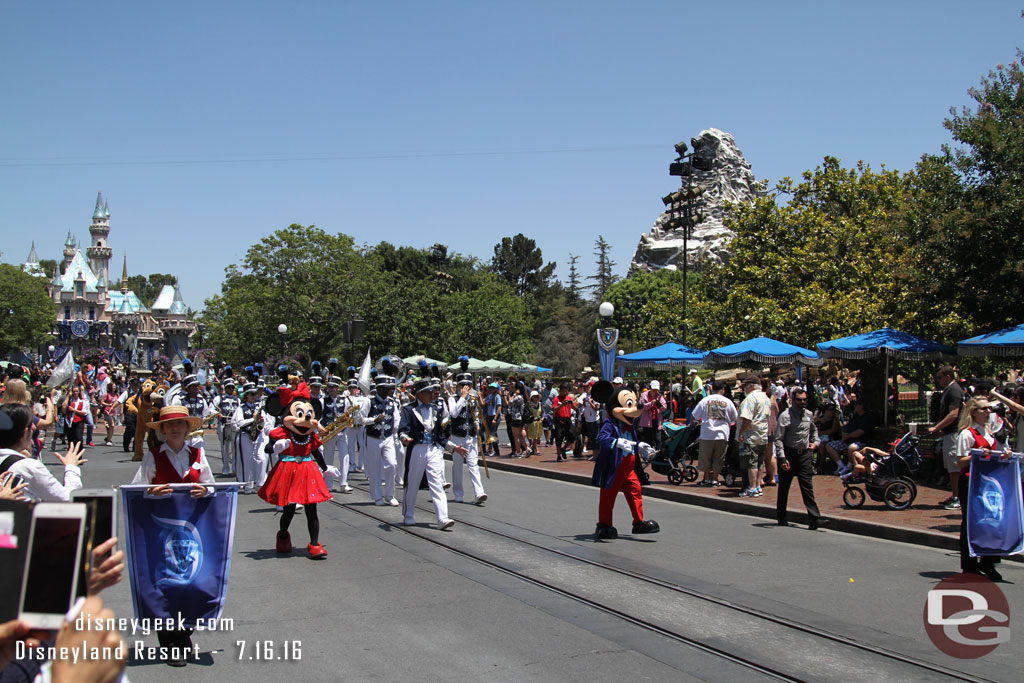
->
xmin=478 ymin=457 xmax=961 ymax=553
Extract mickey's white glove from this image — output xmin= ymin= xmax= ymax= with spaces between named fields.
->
xmin=614 ymin=438 xmax=635 ymax=454
xmin=272 ymin=439 xmax=290 ymax=454
xmin=637 ymin=442 xmax=656 ymax=461
xmin=325 ymin=466 xmax=342 ymax=480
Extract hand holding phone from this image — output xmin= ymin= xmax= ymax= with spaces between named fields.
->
xmin=50 ymin=595 xmax=126 ymax=683
xmin=19 ymin=503 xmax=87 ymax=630
xmin=87 ymin=538 xmax=124 ymax=596
xmin=0 ymin=473 xmax=27 ymax=502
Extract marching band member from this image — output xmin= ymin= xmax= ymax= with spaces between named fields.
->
xmin=321 ymin=375 xmax=352 ymax=493
xmin=359 ymin=361 xmax=401 ymax=506
xmin=448 ymin=357 xmax=488 ymax=504
xmin=213 ymin=377 xmax=240 ymax=476
xmin=170 ymin=374 xmax=216 ymax=449
xmin=231 ymin=382 xmax=264 ymax=493
xmin=398 ymin=378 xmax=466 ymax=530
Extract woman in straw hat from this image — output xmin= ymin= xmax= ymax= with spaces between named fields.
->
xmin=130 ymin=405 xmax=215 ymax=498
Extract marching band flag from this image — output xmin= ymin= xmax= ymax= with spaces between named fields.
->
xmin=46 ymin=350 xmax=75 ymax=388
xmin=967 ymin=450 xmax=1024 ymax=557
xmin=358 ymin=348 xmax=372 ymax=395
xmin=121 ymin=485 xmax=238 ymax=627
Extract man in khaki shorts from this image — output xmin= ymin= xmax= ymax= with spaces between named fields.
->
xmin=737 ymin=376 xmax=770 ymax=497
xmin=691 ymin=380 xmax=737 ymax=486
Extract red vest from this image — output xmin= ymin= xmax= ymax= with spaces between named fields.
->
xmin=963 ymin=428 xmax=996 ymax=476
xmin=151 ymin=445 xmax=203 ymax=484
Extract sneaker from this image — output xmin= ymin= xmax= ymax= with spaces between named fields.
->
xmin=475 ymin=493 xmax=488 ymax=504
xmin=341 ymin=484 xmax=353 ymax=493
xmin=437 ymin=518 xmax=455 ymax=531
xmin=753 ymin=488 xmax=764 ymax=497
xmin=943 ymin=497 xmax=961 ymax=510
xmin=104 ymin=440 xmax=113 ymax=446
xmin=696 ymin=480 xmax=711 ymax=487
xmin=388 ymin=498 xmax=400 ymax=506
xmin=739 ymin=488 xmax=755 ymax=497
xmin=710 ymin=481 xmax=721 ymax=487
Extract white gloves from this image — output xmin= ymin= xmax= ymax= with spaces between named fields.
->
xmin=325 ymin=466 xmax=342 ymax=480
xmin=637 ymin=442 xmax=656 ymax=461
xmin=615 ymin=438 xmax=635 ymax=454
xmin=272 ymin=439 xmax=290 ymax=454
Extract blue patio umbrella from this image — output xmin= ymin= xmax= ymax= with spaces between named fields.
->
xmin=957 ymin=323 xmax=1024 ymax=357
xmin=706 ymin=337 xmax=822 ymax=367
xmin=617 ymin=342 xmax=707 ymax=369
xmin=817 ymin=327 xmax=955 ymax=361
xmin=818 ymin=327 xmax=955 ymax=425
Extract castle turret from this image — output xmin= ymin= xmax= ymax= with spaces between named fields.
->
xmin=63 ymin=231 xmax=76 ymax=270
xmin=86 ymin=191 xmax=112 ymax=284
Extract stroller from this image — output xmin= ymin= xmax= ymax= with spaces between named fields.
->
xmin=842 ymin=432 xmax=922 ymax=510
xmin=647 ymin=420 xmax=701 ymax=485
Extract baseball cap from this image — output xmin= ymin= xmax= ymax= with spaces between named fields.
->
xmin=649 ymin=380 xmax=661 ymax=390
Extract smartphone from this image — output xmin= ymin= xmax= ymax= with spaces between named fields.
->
xmin=72 ymin=489 xmax=117 ymax=598
xmin=18 ymin=502 xmax=87 ymax=630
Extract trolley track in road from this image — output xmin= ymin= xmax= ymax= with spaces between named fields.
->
xmin=330 ymin=481 xmax=994 ymax=683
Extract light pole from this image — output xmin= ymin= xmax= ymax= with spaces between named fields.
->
xmin=277 ymin=323 xmax=288 ymax=360
xmin=596 ymin=301 xmax=619 ymax=382
xmin=665 ymin=139 xmax=711 ymax=345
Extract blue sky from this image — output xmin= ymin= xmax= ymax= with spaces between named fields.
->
xmin=2 ymin=1 xmax=1021 ymax=311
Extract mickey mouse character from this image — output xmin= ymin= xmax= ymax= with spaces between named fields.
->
xmin=590 ymin=380 xmax=660 ymax=539
xmin=258 ymin=381 xmax=334 ymax=559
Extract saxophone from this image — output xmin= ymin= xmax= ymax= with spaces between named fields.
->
xmin=320 ymin=403 xmax=360 ymax=441
xmin=248 ymin=409 xmax=264 ymax=440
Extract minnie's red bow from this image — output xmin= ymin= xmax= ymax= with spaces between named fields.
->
xmin=278 ymin=381 xmax=310 ymax=405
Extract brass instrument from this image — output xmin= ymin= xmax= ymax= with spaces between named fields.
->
xmin=468 ymin=389 xmax=492 ymax=478
xmin=248 ymin=410 xmax=264 ymax=440
xmin=320 ymin=403 xmax=360 ymax=441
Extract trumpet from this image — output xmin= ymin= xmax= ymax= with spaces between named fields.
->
xmin=320 ymin=403 xmax=360 ymax=441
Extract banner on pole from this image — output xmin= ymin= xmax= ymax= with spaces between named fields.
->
xmin=121 ymin=485 xmax=238 ymax=627
xmin=967 ymin=451 xmax=1024 ymax=557
xmin=596 ymin=328 xmax=619 ymax=381
xmin=46 ymin=349 xmax=75 ymax=387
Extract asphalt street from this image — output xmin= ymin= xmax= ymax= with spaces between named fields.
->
xmin=46 ymin=435 xmax=1024 ymax=682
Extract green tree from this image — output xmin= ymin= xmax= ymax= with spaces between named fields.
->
xmin=687 ymin=158 xmax=916 ymax=351
xmin=39 ymin=259 xmax=58 ymax=278
xmin=566 ymin=253 xmax=582 ymax=302
xmin=0 ymin=264 xmax=55 ymax=356
xmin=588 ymin=235 xmax=617 ymax=300
xmin=490 ymin=233 xmax=556 ymax=297
xmin=901 ymin=51 xmax=1024 ymax=337
xmin=204 ymin=224 xmax=370 ymax=366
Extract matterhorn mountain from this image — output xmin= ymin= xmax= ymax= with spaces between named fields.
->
xmin=629 ymin=128 xmax=762 ymax=275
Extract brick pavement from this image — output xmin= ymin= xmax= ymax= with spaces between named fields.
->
xmin=477 ymin=439 xmax=965 ymax=551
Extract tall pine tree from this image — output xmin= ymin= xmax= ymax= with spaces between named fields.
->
xmin=587 ymin=236 xmax=617 ymax=301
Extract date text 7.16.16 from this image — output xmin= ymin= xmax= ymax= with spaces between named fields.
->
xmin=236 ymin=640 xmax=302 ymax=661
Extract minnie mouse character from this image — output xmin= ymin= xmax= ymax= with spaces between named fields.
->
xmin=258 ymin=382 xmax=334 ymax=559
xmin=590 ymin=380 xmax=660 ymax=539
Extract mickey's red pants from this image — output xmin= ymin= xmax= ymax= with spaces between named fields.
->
xmin=599 ymin=453 xmax=644 ymax=526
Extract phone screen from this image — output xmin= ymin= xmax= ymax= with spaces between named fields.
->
xmin=22 ymin=517 xmax=82 ymax=615
xmin=75 ymin=495 xmax=114 ymax=547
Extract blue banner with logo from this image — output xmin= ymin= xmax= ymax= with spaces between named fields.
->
xmin=596 ymin=328 xmax=619 ymax=382
xmin=121 ymin=485 xmax=238 ymax=627
xmin=967 ymin=451 xmax=1024 ymax=557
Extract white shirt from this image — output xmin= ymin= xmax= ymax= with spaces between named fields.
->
xmin=131 ymin=442 xmax=215 ymax=487
xmin=691 ymin=394 xmax=738 ymax=441
xmin=1 ymin=447 xmax=82 ymax=502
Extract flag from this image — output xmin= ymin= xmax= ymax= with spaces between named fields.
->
xmin=596 ymin=328 xmax=619 ymax=381
xmin=46 ymin=350 xmax=75 ymax=387
xmin=121 ymin=485 xmax=238 ymax=627
xmin=358 ymin=348 xmax=372 ymax=395
xmin=967 ymin=451 xmax=1024 ymax=557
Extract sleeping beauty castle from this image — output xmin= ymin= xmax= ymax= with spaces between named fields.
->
xmin=20 ymin=191 xmax=195 ymax=369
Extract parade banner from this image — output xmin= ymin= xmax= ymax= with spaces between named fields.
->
xmin=596 ymin=328 xmax=619 ymax=381
xmin=967 ymin=450 xmax=1024 ymax=557
xmin=121 ymin=485 xmax=238 ymax=627
xmin=46 ymin=350 xmax=75 ymax=387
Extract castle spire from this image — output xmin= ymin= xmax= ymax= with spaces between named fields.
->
xmin=121 ymin=253 xmax=129 ymax=294
xmin=26 ymin=241 xmax=39 ymax=264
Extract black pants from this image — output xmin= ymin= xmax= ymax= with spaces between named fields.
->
xmin=583 ymin=420 xmax=600 ymax=452
xmin=777 ymin=447 xmax=820 ymax=523
xmin=157 ymin=628 xmax=194 ymax=659
xmin=123 ymin=418 xmax=136 ymax=452
xmin=67 ymin=421 xmax=85 ymax=450
xmin=958 ymin=474 xmax=999 ymax=572
xmin=553 ymin=417 xmax=573 ymax=456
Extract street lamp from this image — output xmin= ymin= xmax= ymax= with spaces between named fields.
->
xmin=277 ymin=323 xmax=288 ymax=359
xmin=596 ymin=301 xmax=619 ymax=381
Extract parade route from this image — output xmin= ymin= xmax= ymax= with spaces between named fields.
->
xmin=45 ymin=433 xmax=1023 ymax=682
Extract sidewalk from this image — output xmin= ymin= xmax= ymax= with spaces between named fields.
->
xmin=475 ymin=441 xmax=964 ymax=551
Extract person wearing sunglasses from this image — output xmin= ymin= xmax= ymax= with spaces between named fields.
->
xmin=774 ymin=390 xmax=827 ymax=530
